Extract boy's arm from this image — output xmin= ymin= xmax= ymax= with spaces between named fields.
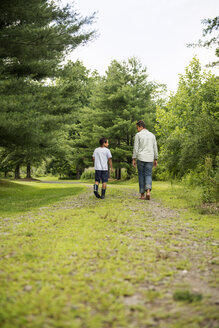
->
xmin=108 ymin=158 xmax=113 ymax=172
xmin=132 ymin=134 xmax=139 ymax=168
xmin=153 ymin=135 xmax=158 ymax=167
xmin=92 ymin=149 xmax=96 ymax=163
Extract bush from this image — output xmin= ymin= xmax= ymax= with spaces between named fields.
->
xmin=80 ymin=167 xmax=95 ymax=180
xmin=182 ymin=157 xmax=218 ymax=203
xmin=201 ymin=157 xmax=218 ymax=203
xmin=152 ymin=163 xmax=172 ymax=181
xmin=173 ymin=290 xmax=202 ymax=303
xmin=181 ymin=164 xmax=205 ymax=187
xmin=110 ymin=168 xmax=128 ymax=180
xmin=81 ymin=167 xmax=128 ymax=180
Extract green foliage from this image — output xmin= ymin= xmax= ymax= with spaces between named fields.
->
xmin=181 ymin=157 xmax=219 ymax=203
xmin=0 ymin=0 xmax=95 ymax=79
xmin=1 ymin=1 xmax=218 ymax=194
xmin=44 ymin=61 xmax=95 ymax=178
xmin=72 ymin=57 xmax=159 ymax=178
xmin=201 ymin=157 xmax=218 ymax=203
xmin=0 ymin=77 xmax=71 ymax=176
xmin=80 ymin=167 xmax=96 ymax=180
xmin=156 ymin=57 xmax=219 ymax=194
xmin=188 ymin=16 xmax=219 ymax=67
xmin=111 ymin=168 xmax=128 ymax=180
xmin=0 ymin=1 xmax=95 ymax=176
xmin=173 ymin=290 xmax=202 ymax=303
xmin=80 ymin=167 xmax=128 ymax=180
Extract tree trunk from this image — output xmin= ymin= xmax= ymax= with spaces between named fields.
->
xmin=15 ymin=165 xmax=20 ymax=179
xmin=116 ymin=168 xmax=121 ymax=180
xmin=76 ymin=168 xmax=81 ymax=180
xmin=4 ymin=171 xmax=7 ymax=178
xmin=116 ymin=138 xmax=121 ymax=179
xmin=26 ymin=163 xmax=31 ymax=179
xmin=127 ymin=158 xmax=134 ymax=179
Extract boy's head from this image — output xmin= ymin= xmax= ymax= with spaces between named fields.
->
xmin=99 ymin=137 xmax=109 ymax=147
xmin=136 ymin=120 xmax=146 ymax=128
xmin=136 ymin=120 xmax=146 ymax=132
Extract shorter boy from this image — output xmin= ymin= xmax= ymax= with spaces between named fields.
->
xmin=93 ymin=137 xmax=113 ymax=199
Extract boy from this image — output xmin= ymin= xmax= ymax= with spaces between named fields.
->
xmin=132 ymin=120 xmax=158 ymax=200
xmin=93 ymin=137 xmax=113 ymax=199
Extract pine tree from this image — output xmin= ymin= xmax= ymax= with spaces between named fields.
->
xmin=0 ymin=0 xmax=95 ymax=176
xmin=90 ymin=58 xmax=156 ymax=179
xmin=0 ymin=0 xmax=95 ymax=79
xmin=72 ymin=58 xmax=158 ymax=179
xmin=46 ymin=61 xmax=94 ymax=178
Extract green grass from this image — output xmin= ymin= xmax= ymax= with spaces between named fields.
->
xmin=152 ymin=181 xmax=203 ymax=208
xmin=0 ymin=179 xmax=85 ymax=217
xmin=0 ymin=179 xmax=219 ymax=328
xmin=151 ymin=181 xmax=219 ymax=240
xmin=37 ymin=175 xmax=60 ymax=181
xmin=173 ymin=290 xmax=203 ymax=303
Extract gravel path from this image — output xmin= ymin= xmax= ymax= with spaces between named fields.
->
xmin=43 ymin=184 xmax=219 ymax=307
xmin=1 ymin=183 xmax=219 ymax=327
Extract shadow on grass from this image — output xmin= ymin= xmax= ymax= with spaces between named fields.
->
xmin=0 ymin=179 xmax=85 ymax=217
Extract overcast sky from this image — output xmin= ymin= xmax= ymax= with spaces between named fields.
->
xmin=62 ymin=0 xmax=218 ymax=92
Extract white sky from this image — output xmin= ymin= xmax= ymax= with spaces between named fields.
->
xmin=62 ymin=0 xmax=218 ymax=92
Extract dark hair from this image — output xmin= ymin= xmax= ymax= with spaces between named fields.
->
xmin=136 ymin=120 xmax=146 ymax=128
xmin=99 ymin=137 xmax=108 ymax=146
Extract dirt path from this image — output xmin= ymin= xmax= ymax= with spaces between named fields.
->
xmin=45 ymin=185 xmax=219 ymax=307
xmin=1 ymin=183 xmax=219 ymax=327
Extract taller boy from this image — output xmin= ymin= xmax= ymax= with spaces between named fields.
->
xmin=132 ymin=120 xmax=158 ymax=200
xmin=93 ymin=137 xmax=113 ymax=199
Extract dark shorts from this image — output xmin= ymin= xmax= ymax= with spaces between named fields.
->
xmin=95 ymin=170 xmax=108 ymax=183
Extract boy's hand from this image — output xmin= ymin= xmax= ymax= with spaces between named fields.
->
xmin=110 ymin=167 xmax=114 ymax=173
xmin=132 ymin=159 xmax=136 ymax=168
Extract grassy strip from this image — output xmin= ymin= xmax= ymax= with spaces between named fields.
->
xmin=0 ymin=180 xmax=85 ymax=217
xmin=151 ymin=181 xmax=219 ymax=240
xmin=0 ymin=181 xmax=218 ymax=327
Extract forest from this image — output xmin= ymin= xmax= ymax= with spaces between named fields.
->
xmin=0 ymin=1 xmax=218 ymax=203
xmin=1 ymin=2 xmax=219 ymax=327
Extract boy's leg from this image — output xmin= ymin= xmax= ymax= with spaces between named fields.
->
xmin=145 ymin=162 xmax=153 ymax=200
xmin=93 ymin=171 xmax=101 ymax=198
xmin=101 ymin=182 xmax=107 ymax=199
xmin=93 ymin=182 xmax=101 ymax=198
xmin=137 ymin=160 xmax=146 ymax=199
xmin=101 ymin=171 xmax=108 ymax=199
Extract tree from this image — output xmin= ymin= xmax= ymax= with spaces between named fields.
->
xmin=0 ymin=78 xmax=71 ymax=177
xmin=0 ymin=0 xmax=95 ymax=176
xmin=96 ymin=58 xmax=157 ymax=178
xmin=156 ymin=57 xmax=219 ymax=178
xmin=73 ymin=57 xmax=159 ymax=179
xmin=45 ymin=60 xmax=94 ymax=178
xmin=0 ymin=0 xmax=95 ymax=79
xmin=187 ymin=16 xmax=219 ymax=67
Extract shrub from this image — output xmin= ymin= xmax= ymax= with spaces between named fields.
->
xmin=182 ymin=157 xmax=218 ymax=203
xmin=80 ymin=167 xmax=95 ymax=180
xmin=201 ymin=157 xmax=218 ymax=203
xmin=153 ymin=163 xmax=172 ymax=181
xmin=81 ymin=167 xmax=129 ymax=180
xmin=110 ymin=168 xmax=128 ymax=180
xmin=173 ymin=290 xmax=202 ymax=303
